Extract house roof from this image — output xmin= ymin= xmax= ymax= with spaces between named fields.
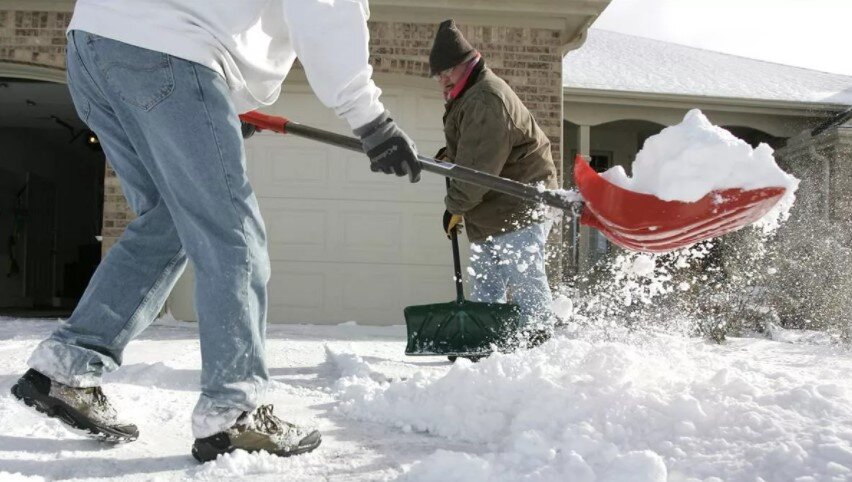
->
xmin=563 ymin=29 xmax=852 ymax=106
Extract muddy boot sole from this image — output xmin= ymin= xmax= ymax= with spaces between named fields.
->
xmin=11 ymin=374 xmax=138 ymax=443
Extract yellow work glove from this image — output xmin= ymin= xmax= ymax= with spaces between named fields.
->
xmin=442 ymin=210 xmax=464 ymax=238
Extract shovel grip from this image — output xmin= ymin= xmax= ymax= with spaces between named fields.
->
xmin=239 ymin=111 xmax=290 ymax=134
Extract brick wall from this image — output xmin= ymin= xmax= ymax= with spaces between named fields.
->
xmin=1 ymin=12 xmax=565 ymax=264
xmin=777 ymin=124 xmax=852 ymax=223
xmin=100 ymin=165 xmax=128 ymax=253
xmin=0 ymin=10 xmax=69 ymax=68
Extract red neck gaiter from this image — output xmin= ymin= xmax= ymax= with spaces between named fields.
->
xmin=445 ymin=53 xmax=482 ymax=102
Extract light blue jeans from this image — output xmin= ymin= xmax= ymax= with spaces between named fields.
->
xmin=27 ymin=31 xmax=270 ymax=438
xmin=469 ymin=222 xmax=554 ymax=327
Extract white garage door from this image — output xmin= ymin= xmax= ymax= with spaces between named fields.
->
xmin=168 ymin=78 xmax=466 ymax=325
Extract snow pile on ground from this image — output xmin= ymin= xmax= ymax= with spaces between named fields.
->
xmin=327 ymin=330 xmax=852 ymax=481
xmin=601 ymin=109 xmax=799 ymax=208
xmin=1 ymin=318 xmax=851 ymax=480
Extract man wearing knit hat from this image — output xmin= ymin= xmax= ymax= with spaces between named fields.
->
xmin=431 ymin=19 xmax=559 ymax=346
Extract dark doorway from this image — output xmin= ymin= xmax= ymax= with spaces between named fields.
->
xmin=0 ymin=78 xmax=104 ymax=318
xmin=722 ymin=125 xmax=787 ymax=150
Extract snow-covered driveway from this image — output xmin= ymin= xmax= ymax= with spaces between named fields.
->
xmin=1 ymin=317 xmax=850 ymax=481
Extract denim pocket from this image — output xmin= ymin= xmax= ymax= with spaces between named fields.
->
xmin=88 ymin=34 xmax=175 ymax=111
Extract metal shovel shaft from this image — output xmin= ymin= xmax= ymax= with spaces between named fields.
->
xmin=239 ymin=111 xmax=581 ymax=211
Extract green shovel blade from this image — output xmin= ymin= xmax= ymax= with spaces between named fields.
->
xmin=404 ymin=300 xmax=522 ymax=356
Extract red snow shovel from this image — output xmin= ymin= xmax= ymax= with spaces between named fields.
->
xmin=239 ymin=111 xmax=788 ymax=253
xmin=573 ymin=155 xmax=786 ymax=253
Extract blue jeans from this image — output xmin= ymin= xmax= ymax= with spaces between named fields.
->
xmin=27 ymin=31 xmax=270 ymax=438
xmin=469 ymin=222 xmax=554 ymax=327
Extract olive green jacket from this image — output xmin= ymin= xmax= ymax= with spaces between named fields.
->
xmin=443 ymin=60 xmax=557 ymax=242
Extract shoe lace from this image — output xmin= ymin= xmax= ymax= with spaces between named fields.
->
xmin=89 ymin=386 xmax=108 ymax=406
xmin=253 ymin=404 xmax=284 ymax=434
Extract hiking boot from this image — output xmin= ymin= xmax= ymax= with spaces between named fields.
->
xmin=191 ymin=404 xmax=321 ymax=462
xmin=11 ymin=369 xmax=138 ymax=443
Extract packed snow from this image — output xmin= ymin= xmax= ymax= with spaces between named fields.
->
xmin=1 ymin=314 xmax=851 ymax=481
xmin=601 ymin=109 xmax=798 ymax=204
xmin=596 ymin=109 xmax=800 ymax=238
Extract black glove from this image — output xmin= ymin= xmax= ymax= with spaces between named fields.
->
xmin=354 ymin=110 xmax=421 ymax=183
xmin=241 ymin=121 xmax=257 ymax=139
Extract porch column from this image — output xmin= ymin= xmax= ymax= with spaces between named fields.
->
xmin=578 ymin=124 xmax=591 ymax=157
xmin=576 ymin=124 xmax=596 ymax=272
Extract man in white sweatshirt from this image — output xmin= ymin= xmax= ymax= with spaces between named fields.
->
xmin=9 ymin=0 xmax=421 ymax=462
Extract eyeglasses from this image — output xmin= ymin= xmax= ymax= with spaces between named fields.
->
xmin=431 ymin=67 xmax=455 ymax=81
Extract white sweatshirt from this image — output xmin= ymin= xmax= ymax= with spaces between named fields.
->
xmin=68 ymin=0 xmax=385 ymax=130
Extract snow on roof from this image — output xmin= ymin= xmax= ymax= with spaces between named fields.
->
xmin=563 ymin=29 xmax=852 ymax=106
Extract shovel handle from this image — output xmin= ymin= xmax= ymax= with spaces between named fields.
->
xmin=239 ymin=111 xmax=582 ymax=211
xmin=450 ymin=228 xmax=465 ymax=303
xmin=445 ymin=178 xmax=466 ymax=303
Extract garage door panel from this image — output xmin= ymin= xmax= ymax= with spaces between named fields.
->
xmin=339 ymin=209 xmax=403 ymax=258
xmin=409 ymin=211 xmax=453 ymax=261
xmin=264 ymin=203 xmax=328 ymax=260
xmin=377 ymin=93 xmax=403 ymax=114
xmin=412 ymin=95 xmax=448 ymax=136
xmin=261 ymin=197 xmax=471 ymax=266
xmin=340 ymin=160 xmax=446 ymax=202
xmin=250 ymin=144 xmax=330 ymax=189
xmin=247 ymin=140 xmax=328 ymax=192
xmin=266 ymin=91 xmax=339 ymax=127
xmin=341 ymin=270 xmax=399 ymax=311
xmin=406 ymin=271 xmax=458 ymax=305
xmin=260 ymin=198 xmax=439 ymax=265
xmin=335 ymin=200 xmax=459 ymax=265
xmin=249 ymin=141 xmax=446 ymax=203
xmin=265 ymin=261 xmax=458 ymax=324
xmin=262 ymin=199 xmax=331 ymax=262
xmin=333 ymin=149 xmax=448 ymax=202
xmin=268 ymin=271 xmax=325 ymax=310
xmin=267 ymin=148 xmax=329 ymax=184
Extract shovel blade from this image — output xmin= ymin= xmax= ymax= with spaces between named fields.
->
xmin=574 ymin=156 xmax=786 ymax=253
xmin=404 ymin=300 xmax=522 ymax=356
